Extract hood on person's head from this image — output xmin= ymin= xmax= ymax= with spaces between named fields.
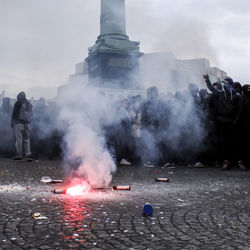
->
xmin=188 ymin=83 xmax=199 ymax=96
xmin=223 ymin=77 xmax=234 ymax=86
xmin=147 ymin=86 xmax=159 ymax=101
xmin=234 ymin=82 xmax=242 ymax=94
xmin=242 ymin=84 xmax=250 ymax=96
xmin=222 ymin=77 xmax=235 ymax=92
xmin=199 ymin=89 xmax=208 ymax=99
xmin=17 ymin=91 xmax=26 ymax=102
xmin=213 ymin=81 xmax=223 ymax=90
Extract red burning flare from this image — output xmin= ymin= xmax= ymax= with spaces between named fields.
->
xmin=65 ymin=179 xmax=91 ymax=196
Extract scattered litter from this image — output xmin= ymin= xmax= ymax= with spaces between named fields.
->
xmin=52 ymin=188 xmax=66 ymax=194
xmin=113 ymin=186 xmax=131 ymax=190
xmin=32 ymin=212 xmax=41 ymax=219
xmin=155 ymin=178 xmax=169 ymax=182
xmin=151 ymin=234 xmax=155 ymax=238
xmin=41 ymin=176 xmax=63 ymax=183
xmin=52 ymin=179 xmax=63 ymax=183
xmin=120 ymin=159 xmax=131 ymax=165
xmin=37 ymin=216 xmax=48 ymax=220
xmin=110 ymin=234 xmax=115 ymax=237
xmin=123 ymin=230 xmax=129 ymax=233
xmin=93 ymin=242 xmax=97 ymax=245
xmin=143 ymin=203 xmax=153 ymax=216
xmin=32 ymin=212 xmax=48 ymax=220
xmin=41 ymin=176 xmax=53 ymax=183
xmin=177 ymin=199 xmax=184 ymax=202
xmin=73 ymin=233 xmax=79 ymax=237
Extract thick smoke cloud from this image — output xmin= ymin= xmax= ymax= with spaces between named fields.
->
xmin=57 ymin=84 xmax=117 ymax=188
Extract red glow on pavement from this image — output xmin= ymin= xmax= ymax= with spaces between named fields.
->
xmin=62 ymin=196 xmax=88 ymax=244
xmin=65 ymin=180 xmax=91 ymax=196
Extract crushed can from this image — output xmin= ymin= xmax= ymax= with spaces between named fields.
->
xmin=143 ymin=203 xmax=153 ymax=216
xmin=52 ymin=188 xmax=66 ymax=194
xmin=155 ymin=178 xmax=169 ymax=182
xmin=113 ymin=185 xmax=131 ymax=190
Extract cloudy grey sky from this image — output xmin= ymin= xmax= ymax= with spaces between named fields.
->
xmin=0 ymin=0 xmax=250 ymax=98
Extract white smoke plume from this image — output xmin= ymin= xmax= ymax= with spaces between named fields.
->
xmin=57 ymin=84 xmax=117 ymax=188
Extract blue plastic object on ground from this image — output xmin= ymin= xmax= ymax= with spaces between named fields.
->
xmin=143 ymin=203 xmax=153 ymax=216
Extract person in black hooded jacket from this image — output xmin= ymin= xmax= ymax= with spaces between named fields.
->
xmin=11 ymin=91 xmax=33 ymax=161
xmin=203 ymin=74 xmax=245 ymax=170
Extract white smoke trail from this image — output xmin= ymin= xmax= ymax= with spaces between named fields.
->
xmin=57 ymin=84 xmax=117 ymax=188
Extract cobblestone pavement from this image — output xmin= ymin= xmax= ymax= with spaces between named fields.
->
xmin=0 ymin=158 xmax=250 ymax=249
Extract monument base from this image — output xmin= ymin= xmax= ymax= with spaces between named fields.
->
xmin=87 ymin=52 xmax=141 ymax=89
xmin=86 ymin=33 xmax=143 ymax=89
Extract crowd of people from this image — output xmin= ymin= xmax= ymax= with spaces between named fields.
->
xmin=0 ymin=74 xmax=250 ymax=170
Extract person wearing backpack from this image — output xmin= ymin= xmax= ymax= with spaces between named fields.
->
xmin=203 ymin=75 xmax=245 ymax=170
xmin=11 ymin=91 xmax=33 ymax=161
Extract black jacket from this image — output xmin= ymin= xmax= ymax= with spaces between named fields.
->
xmin=11 ymin=97 xmax=33 ymax=127
xmin=205 ymin=79 xmax=242 ymax=123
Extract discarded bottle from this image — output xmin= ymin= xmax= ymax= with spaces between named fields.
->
xmin=113 ymin=186 xmax=131 ymax=190
xmin=143 ymin=203 xmax=153 ymax=216
xmin=52 ymin=188 xmax=66 ymax=194
xmin=155 ymin=178 xmax=169 ymax=182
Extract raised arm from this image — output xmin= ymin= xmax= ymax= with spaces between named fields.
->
xmin=203 ymin=74 xmax=222 ymax=95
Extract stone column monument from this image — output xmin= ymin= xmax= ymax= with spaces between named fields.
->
xmin=100 ymin=0 xmax=127 ymax=38
xmin=86 ymin=0 xmax=143 ymax=89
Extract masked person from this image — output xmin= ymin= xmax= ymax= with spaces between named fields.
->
xmin=11 ymin=92 xmax=33 ymax=161
xmin=203 ymin=75 xmax=245 ymax=170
